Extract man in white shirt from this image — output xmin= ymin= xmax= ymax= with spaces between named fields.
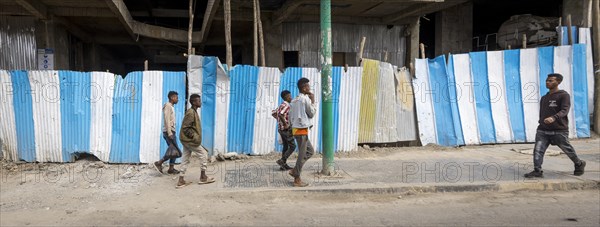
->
xmin=288 ymin=78 xmax=316 ymax=187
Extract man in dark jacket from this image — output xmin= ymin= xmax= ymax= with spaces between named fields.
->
xmin=177 ymin=94 xmax=215 ymax=188
xmin=524 ymin=73 xmax=586 ymax=178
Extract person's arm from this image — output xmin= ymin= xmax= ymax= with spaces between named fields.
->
xmin=163 ymin=105 xmax=175 ymax=138
xmin=278 ymin=105 xmax=290 ymax=128
xmin=181 ymin=110 xmax=195 ymax=138
xmin=304 ymin=96 xmax=316 ymax=118
xmin=553 ymin=93 xmax=571 ymax=119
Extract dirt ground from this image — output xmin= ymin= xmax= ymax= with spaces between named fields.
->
xmin=1 ymin=143 xmax=599 ymax=226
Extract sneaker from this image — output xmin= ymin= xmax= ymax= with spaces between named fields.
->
xmin=574 ymin=160 xmax=586 ymax=176
xmin=524 ymin=170 xmax=543 ymax=178
xmin=167 ymin=169 xmax=181 ymax=175
xmin=276 ymin=159 xmax=292 ymax=171
xmin=153 ymin=162 xmax=164 ymax=174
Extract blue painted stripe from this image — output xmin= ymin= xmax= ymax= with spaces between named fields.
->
xmin=10 ymin=70 xmax=36 ymax=162
xmin=446 ymin=55 xmax=465 ymax=146
xmin=561 ymin=26 xmax=579 ymax=45
xmin=59 ymin=71 xmax=91 ymax=162
xmin=274 ymin=68 xmax=303 ymax=152
xmin=227 ymin=65 xmax=259 ymax=154
xmin=572 ymin=44 xmax=590 ymax=137
xmin=160 ymin=71 xmax=187 ymax=161
xmin=470 ymin=52 xmax=496 ymax=144
xmin=427 ymin=55 xmax=459 ymax=146
xmin=201 ymin=58 xmax=218 ymax=154
xmin=332 ymin=67 xmax=342 ymax=152
xmin=109 ymin=72 xmax=143 ymax=163
xmin=538 ymin=46 xmax=554 ymax=96
xmin=503 ymin=50 xmax=527 ymax=142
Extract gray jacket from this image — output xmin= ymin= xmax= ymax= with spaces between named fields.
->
xmin=289 ymin=93 xmax=317 ymax=129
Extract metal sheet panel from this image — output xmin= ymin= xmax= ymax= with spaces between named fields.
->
xmin=28 ymin=71 xmax=63 ymax=162
xmin=336 ymin=66 xmax=362 ymax=151
xmin=0 ymin=70 xmax=18 ymax=161
xmin=284 ymin=23 xmax=407 ymax=67
xmin=159 ymin=71 xmax=187 ymax=160
xmin=413 ymin=59 xmax=437 ymax=145
xmin=578 ymin=28 xmax=595 ymax=115
xmin=374 ymin=61 xmax=399 ymax=143
xmin=394 ymin=68 xmax=417 ymax=142
xmin=89 ymin=72 xmax=114 ymax=162
xmin=519 ymin=48 xmax=540 ymax=142
xmin=212 ymin=63 xmax=230 ymax=155
xmin=252 ymin=67 xmax=281 ymax=155
xmin=487 ymin=51 xmax=514 ymax=143
xmin=10 ymin=70 xmax=36 ymax=162
xmin=553 ymin=45 xmax=577 ymax=139
xmin=0 ymin=16 xmax=36 ymax=70
xmin=109 ymin=72 xmax=143 ymax=163
xmin=59 ymin=71 xmax=91 ymax=162
xmin=358 ymin=59 xmax=379 ymax=143
xmin=572 ymin=44 xmax=590 ymax=137
xmin=227 ymin=65 xmax=259 ymax=154
xmin=139 ymin=71 xmax=164 ymax=163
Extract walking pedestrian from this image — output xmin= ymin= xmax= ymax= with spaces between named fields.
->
xmin=524 ymin=73 xmax=586 ymax=178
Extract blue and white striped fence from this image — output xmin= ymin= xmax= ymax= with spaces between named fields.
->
xmin=415 ymin=44 xmax=593 ymax=146
xmin=0 ymin=70 xmax=186 ymax=163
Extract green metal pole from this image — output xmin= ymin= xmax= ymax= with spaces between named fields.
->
xmin=320 ymin=0 xmax=334 ymax=175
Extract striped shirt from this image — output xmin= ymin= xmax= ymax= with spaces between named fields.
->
xmin=273 ymin=101 xmax=291 ymax=130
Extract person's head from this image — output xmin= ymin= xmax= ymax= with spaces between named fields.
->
xmin=281 ymin=90 xmax=291 ymax=102
xmin=168 ymin=91 xmax=179 ymax=104
xmin=189 ymin=94 xmax=201 ymax=108
xmin=297 ymin=78 xmax=310 ymax=94
xmin=546 ymin=73 xmax=563 ymax=90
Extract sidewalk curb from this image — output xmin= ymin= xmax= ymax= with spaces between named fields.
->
xmin=230 ymin=180 xmax=600 ymax=195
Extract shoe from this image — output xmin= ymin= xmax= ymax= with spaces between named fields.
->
xmin=293 ymin=181 xmax=309 ymax=187
xmin=198 ymin=177 xmax=216 ymax=184
xmin=574 ymin=160 xmax=586 ymax=176
xmin=167 ymin=169 xmax=181 ymax=175
xmin=175 ymin=181 xmax=192 ymax=189
xmin=524 ymin=170 xmax=543 ymax=178
xmin=281 ymin=164 xmax=293 ymax=171
xmin=153 ymin=162 xmax=164 ymax=174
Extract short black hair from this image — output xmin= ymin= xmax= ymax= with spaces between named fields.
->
xmin=189 ymin=94 xmax=201 ymax=103
xmin=280 ymin=90 xmax=291 ymax=99
xmin=297 ymin=78 xmax=310 ymax=90
xmin=168 ymin=91 xmax=178 ymax=99
xmin=548 ymin=73 xmax=563 ymax=82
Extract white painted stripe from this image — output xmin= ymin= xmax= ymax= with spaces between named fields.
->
xmin=252 ymin=67 xmax=281 ymax=155
xmin=0 ymin=70 xmax=18 ymax=161
xmin=414 ymin=59 xmax=437 ymax=145
xmin=187 ymin=55 xmax=204 ymax=109
xmin=303 ymin=68 xmax=322 ymax=152
xmin=374 ymin=62 xmax=399 ymax=143
xmin=553 ymin=46 xmax=577 ymax=138
xmin=519 ymin=49 xmax=540 ymax=142
xmin=337 ymin=67 xmax=362 ymax=151
xmin=487 ymin=51 xmax=513 ymax=143
xmin=213 ymin=63 xmax=230 ymax=154
xmin=29 ymin=71 xmax=63 ymax=162
xmin=578 ymin=28 xmax=595 ymax=115
xmin=453 ymin=54 xmax=480 ymax=145
xmin=89 ymin=72 xmax=114 ymax=162
xmin=139 ymin=71 xmax=164 ymax=163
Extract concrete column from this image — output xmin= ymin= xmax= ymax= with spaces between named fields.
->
xmin=434 ymin=2 xmax=473 ymax=56
xmin=263 ymin=20 xmax=284 ymax=69
xmin=34 ymin=20 xmax=70 ymax=70
xmin=563 ymin=0 xmax=593 ymax=27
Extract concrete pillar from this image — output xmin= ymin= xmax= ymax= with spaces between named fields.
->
xmin=34 ymin=20 xmax=70 ymax=70
xmin=263 ymin=20 xmax=284 ymax=70
xmin=563 ymin=0 xmax=593 ymax=27
xmin=434 ymin=2 xmax=473 ymax=56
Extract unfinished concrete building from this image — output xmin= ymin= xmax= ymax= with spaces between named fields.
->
xmin=0 ymin=0 xmax=594 ymax=74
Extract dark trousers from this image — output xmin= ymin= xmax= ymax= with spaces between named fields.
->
xmin=279 ymin=128 xmax=296 ymax=162
xmin=533 ymin=130 xmax=581 ymax=171
xmin=161 ymin=131 xmax=179 ymax=164
xmin=292 ymin=135 xmax=314 ymax=178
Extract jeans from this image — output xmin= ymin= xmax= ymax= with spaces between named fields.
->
xmin=278 ymin=128 xmax=296 ymax=163
xmin=533 ymin=130 xmax=581 ymax=171
xmin=161 ymin=131 xmax=179 ymax=164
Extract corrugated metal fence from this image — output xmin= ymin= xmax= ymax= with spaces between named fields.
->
xmin=0 ymin=16 xmax=37 ymax=70
xmin=187 ymin=56 xmax=417 ymax=156
xmin=414 ymin=44 xmax=593 ymax=146
xmin=0 ymin=70 xmax=186 ymax=163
